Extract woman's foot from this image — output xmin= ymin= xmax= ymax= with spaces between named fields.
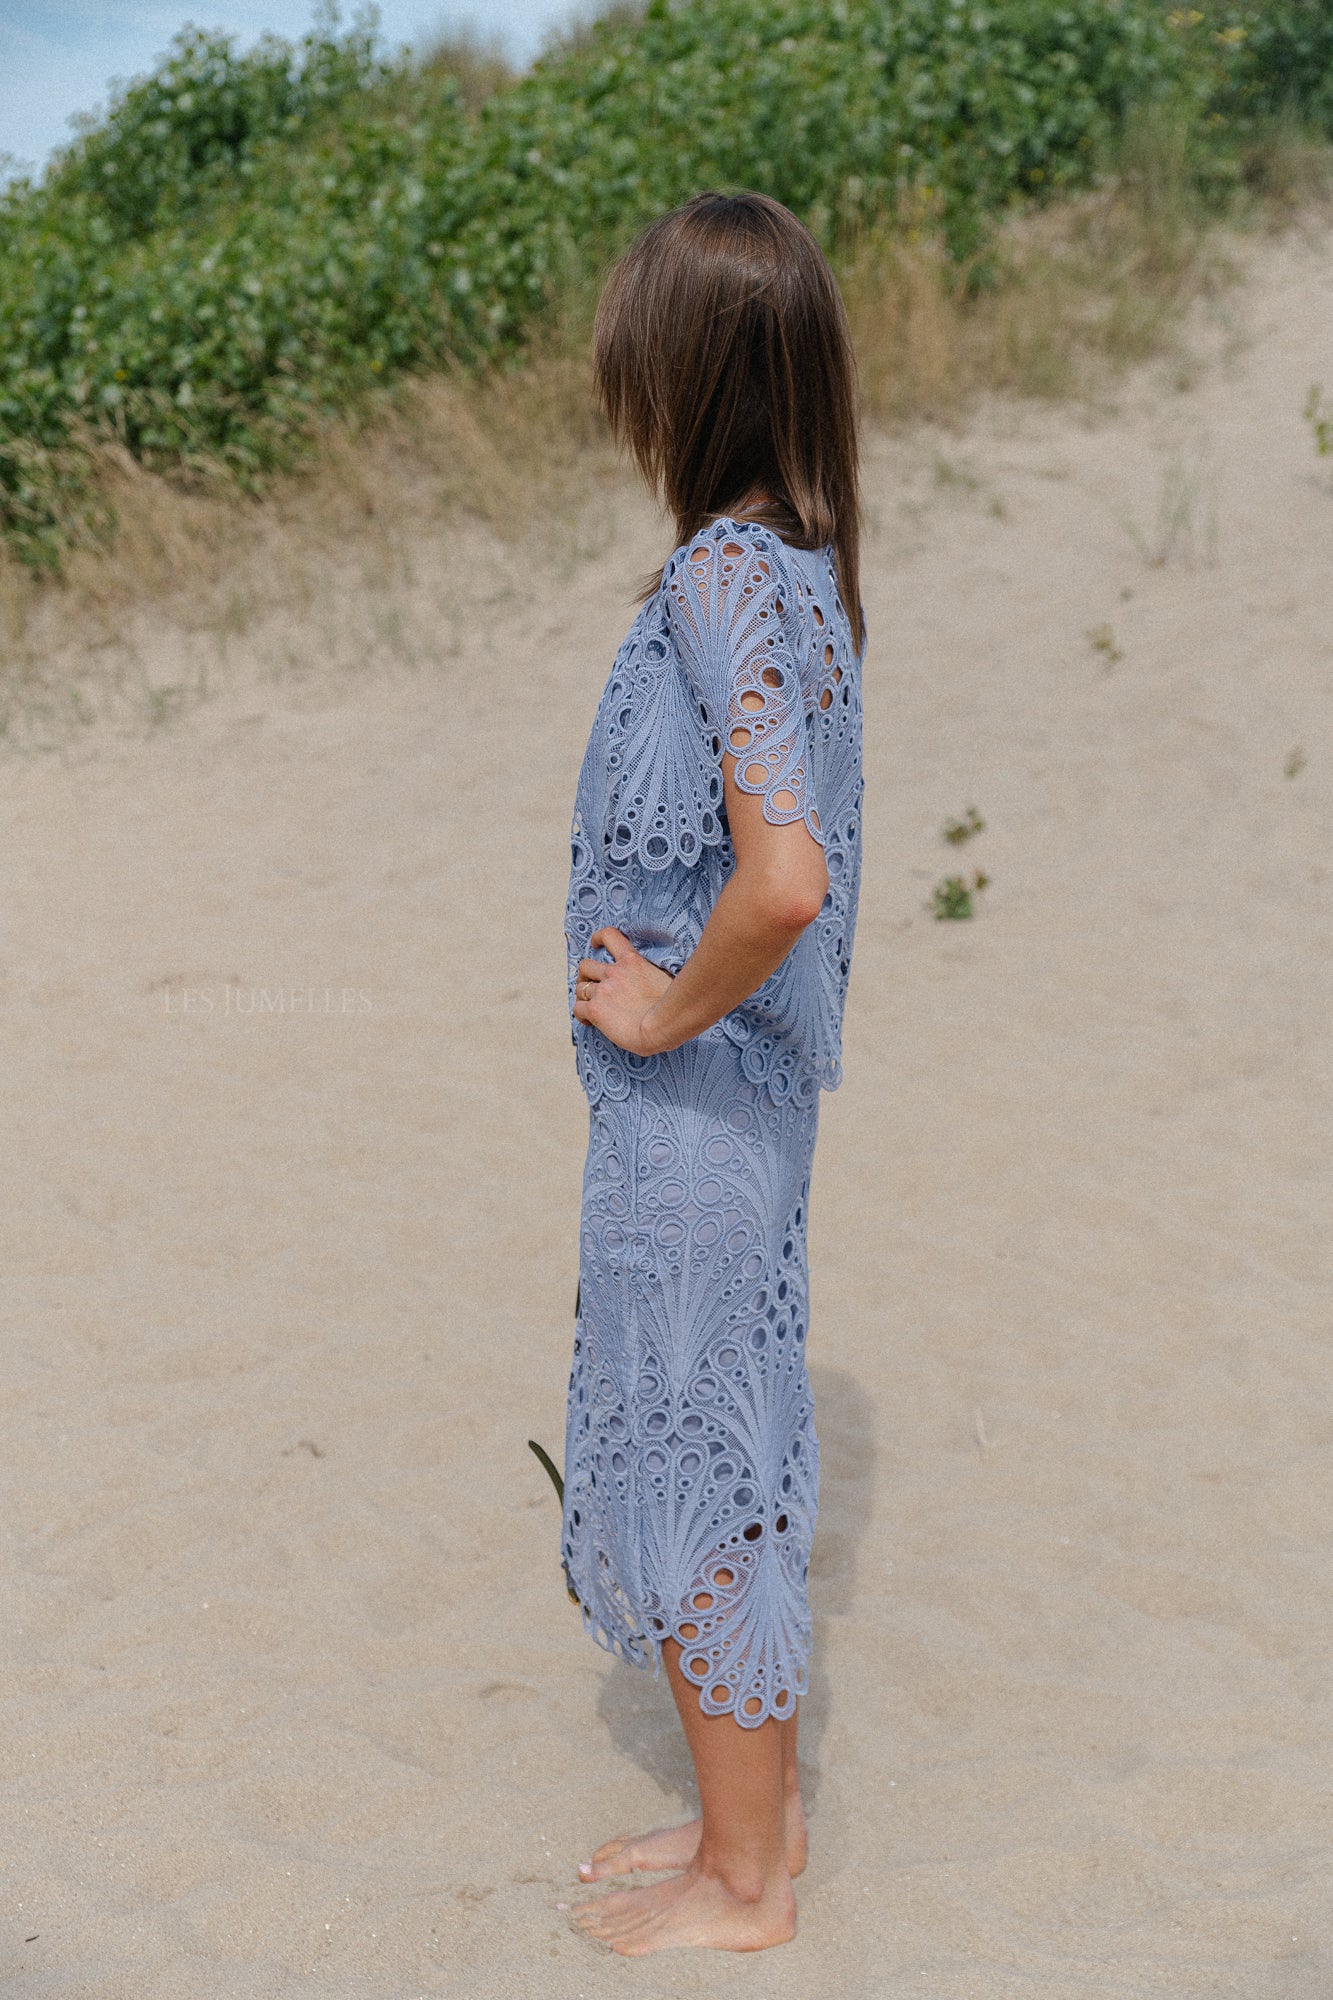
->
xmin=570 ymin=1858 xmax=796 ymax=1956
xmin=578 ymin=1793 xmax=807 ymax=1882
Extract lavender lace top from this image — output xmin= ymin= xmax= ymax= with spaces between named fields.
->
xmin=565 ymin=517 xmax=864 ymax=1109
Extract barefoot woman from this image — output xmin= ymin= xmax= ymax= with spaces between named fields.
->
xmin=562 ymin=190 xmax=865 ymax=1956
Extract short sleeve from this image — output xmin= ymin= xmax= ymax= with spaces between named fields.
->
xmin=664 ymin=521 xmax=821 ymax=841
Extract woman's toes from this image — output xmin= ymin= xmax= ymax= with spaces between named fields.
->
xmin=577 ymin=1857 xmax=622 ymax=1883
xmin=572 ymin=1887 xmax=643 ymax=1939
xmin=572 ymin=1887 xmax=618 ymax=1919
xmin=578 ymin=1837 xmax=628 ymax=1882
xmin=578 ymin=1819 xmax=703 ymax=1880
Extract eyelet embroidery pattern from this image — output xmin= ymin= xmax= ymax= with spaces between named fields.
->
xmin=561 ymin=1037 xmax=821 ymax=1726
xmin=565 ymin=518 xmax=863 ymax=1115
xmin=666 ymin=532 xmax=813 ymax=831
xmin=598 ymin=613 xmax=731 ymax=874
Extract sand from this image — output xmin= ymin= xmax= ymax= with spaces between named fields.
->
xmin=2 ymin=221 xmax=1331 ymax=1999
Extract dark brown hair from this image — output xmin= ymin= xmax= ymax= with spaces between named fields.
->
xmin=593 ymin=190 xmax=864 ymax=649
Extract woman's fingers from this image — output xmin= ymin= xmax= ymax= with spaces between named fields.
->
xmin=573 ymin=933 xmax=672 ymax=1055
xmin=575 ymin=957 xmax=609 ymax=1013
xmin=578 ymin=929 xmax=635 ymax=991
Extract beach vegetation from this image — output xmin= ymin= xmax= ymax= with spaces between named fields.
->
xmin=932 ymin=871 xmax=990 ymax=919
xmin=1304 ymin=383 xmax=1333 ymax=458
xmin=942 ymin=806 xmax=986 ymax=845
xmin=1 ymin=0 xmax=1332 ymax=582
xmin=1086 ymin=622 xmax=1125 ymax=666
xmin=528 ymin=1438 xmax=565 ymax=1505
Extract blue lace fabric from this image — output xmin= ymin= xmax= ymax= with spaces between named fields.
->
xmin=561 ymin=519 xmax=864 ymax=1726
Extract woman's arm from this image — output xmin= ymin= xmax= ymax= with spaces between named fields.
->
xmin=572 ymin=755 xmax=828 ymax=1057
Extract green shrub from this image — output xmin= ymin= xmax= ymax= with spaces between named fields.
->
xmin=47 ymin=6 xmax=390 ymax=244
xmin=1200 ymin=1 xmax=1333 ymax=128
xmin=2 ymin=0 xmax=1331 ymax=568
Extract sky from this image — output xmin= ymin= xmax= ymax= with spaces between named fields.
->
xmin=0 ymin=1 xmax=585 ymax=182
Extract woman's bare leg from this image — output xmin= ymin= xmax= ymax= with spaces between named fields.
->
xmin=578 ymin=1701 xmax=807 ymax=1882
xmin=570 ymin=1637 xmax=797 ymax=1955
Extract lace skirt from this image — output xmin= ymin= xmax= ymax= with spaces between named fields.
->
xmin=561 ymin=1030 xmax=821 ymax=1727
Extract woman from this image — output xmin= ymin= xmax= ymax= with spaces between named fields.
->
xmin=561 ymin=189 xmax=865 ymax=1955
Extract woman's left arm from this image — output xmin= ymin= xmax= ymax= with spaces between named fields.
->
xmin=572 ymin=759 xmax=828 ymax=1057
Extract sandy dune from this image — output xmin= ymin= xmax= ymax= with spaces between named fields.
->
xmin=2 ymin=223 xmax=1331 ymax=1998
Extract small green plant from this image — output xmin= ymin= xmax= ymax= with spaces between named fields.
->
xmin=143 ymin=683 xmax=188 ymax=731
xmin=527 ymin=1439 xmax=583 ymax=1607
xmin=1123 ymin=444 xmax=1217 ymax=568
xmin=1087 ymin=622 xmax=1124 ymax=665
xmin=933 ymin=871 xmax=990 ymax=920
xmin=527 ymin=1438 xmax=564 ymax=1504
xmin=932 ymin=451 xmax=981 ymax=493
xmin=1284 ymin=744 xmax=1307 ymax=778
xmin=1305 ymin=386 xmax=1333 ymax=491
xmin=942 ymin=805 xmax=986 ymax=844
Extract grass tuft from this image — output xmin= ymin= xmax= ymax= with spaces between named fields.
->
xmin=932 ymin=872 xmax=990 ymax=921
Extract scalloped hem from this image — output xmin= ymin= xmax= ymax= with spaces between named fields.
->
xmin=566 ymin=1584 xmax=811 ymax=1731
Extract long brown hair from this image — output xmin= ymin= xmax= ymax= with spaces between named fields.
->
xmin=593 ymin=190 xmax=864 ymax=650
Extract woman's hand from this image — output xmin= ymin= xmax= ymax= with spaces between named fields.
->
xmin=573 ymin=768 xmax=827 ymax=1060
xmin=573 ymin=928 xmax=675 ymax=1056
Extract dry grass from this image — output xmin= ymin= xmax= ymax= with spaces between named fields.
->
xmin=843 ymin=119 xmax=1332 ymax=428
xmin=3 ymin=127 xmax=1329 ymax=704
xmin=540 ymin=4 xmax=649 ymax=62
xmin=844 ymin=147 xmax=1233 ymax=424
xmin=1235 ymin=117 xmax=1333 ymax=213
xmin=0 ymin=333 xmax=616 ymax=667
xmin=413 ymin=27 xmax=516 ymax=108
